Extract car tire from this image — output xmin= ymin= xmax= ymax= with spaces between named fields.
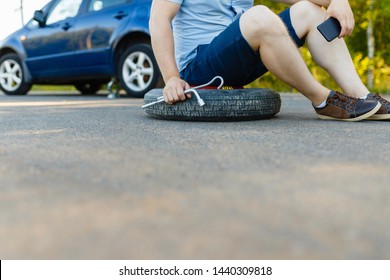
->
xmin=74 ymin=82 xmax=102 ymax=95
xmin=0 ymin=53 xmax=32 ymax=95
xmin=118 ymin=43 xmax=161 ymax=98
xmin=143 ymin=88 xmax=281 ymax=121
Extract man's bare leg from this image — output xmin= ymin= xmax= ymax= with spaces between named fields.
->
xmin=240 ymin=5 xmax=330 ymax=106
xmin=290 ymin=1 xmax=369 ymax=98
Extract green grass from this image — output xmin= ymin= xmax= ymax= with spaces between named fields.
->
xmin=31 ymin=85 xmax=77 ymax=91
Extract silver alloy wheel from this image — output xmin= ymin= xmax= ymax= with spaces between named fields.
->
xmin=122 ymin=51 xmax=154 ymax=93
xmin=0 ymin=58 xmax=23 ymax=92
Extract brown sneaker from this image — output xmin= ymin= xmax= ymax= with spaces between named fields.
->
xmin=367 ymin=93 xmax=390 ymax=120
xmin=314 ymin=91 xmax=381 ymax=122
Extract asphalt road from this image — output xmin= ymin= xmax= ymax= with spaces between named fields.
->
xmin=1 ymin=91 xmax=389 ymax=259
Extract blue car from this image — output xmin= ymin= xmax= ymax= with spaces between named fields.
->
xmin=0 ymin=0 xmax=162 ymax=97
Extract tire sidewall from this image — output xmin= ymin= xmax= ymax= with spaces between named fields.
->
xmin=144 ymin=88 xmax=281 ymax=121
xmin=118 ymin=43 xmax=161 ymax=98
xmin=0 ymin=53 xmax=31 ymax=95
xmin=74 ymin=82 xmax=102 ymax=95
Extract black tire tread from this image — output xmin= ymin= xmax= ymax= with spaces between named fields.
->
xmin=144 ymin=88 xmax=281 ymax=121
xmin=74 ymin=82 xmax=102 ymax=95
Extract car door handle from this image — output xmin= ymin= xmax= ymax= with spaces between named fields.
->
xmin=62 ymin=22 xmax=72 ymax=31
xmin=114 ymin=11 xmax=128 ymax=20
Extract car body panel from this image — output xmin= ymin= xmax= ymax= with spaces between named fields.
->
xmin=73 ymin=0 xmax=131 ymax=74
xmin=23 ymin=18 xmax=78 ymax=78
xmin=22 ymin=0 xmax=83 ymax=78
xmin=0 ymin=0 xmax=153 ymax=85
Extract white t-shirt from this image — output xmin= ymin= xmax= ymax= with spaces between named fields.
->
xmin=167 ymin=0 xmax=253 ymax=72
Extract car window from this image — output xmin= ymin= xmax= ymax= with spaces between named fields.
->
xmin=88 ymin=0 xmax=128 ymax=12
xmin=46 ymin=0 xmax=83 ymax=25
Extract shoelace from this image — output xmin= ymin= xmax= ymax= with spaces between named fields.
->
xmin=332 ymin=91 xmax=359 ymax=111
xmin=372 ymin=93 xmax=390 ymax=106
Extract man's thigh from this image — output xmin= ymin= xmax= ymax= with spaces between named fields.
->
xmin=180 ymin=8 xmax=306 ymax=86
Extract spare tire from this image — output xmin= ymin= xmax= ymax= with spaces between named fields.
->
xmin=143 ymin=88 xmax=281 ymax=121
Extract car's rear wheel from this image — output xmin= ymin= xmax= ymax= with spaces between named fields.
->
xmin=74 ymin=82 xmax=102 ymax=95
xmin=118 ymin=43 xmax=162 ymax=98
xmin=0 ymin=53 xmax=32 ymax=95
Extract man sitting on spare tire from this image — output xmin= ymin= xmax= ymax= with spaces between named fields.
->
xmin=149 ymin=0 xmax=390 ymax=122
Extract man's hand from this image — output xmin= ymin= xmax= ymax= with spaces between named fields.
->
xmin=325 ymin=0 xmax=354 ymax=38
xmin=163 ymin=76 xmax=191 ymax=104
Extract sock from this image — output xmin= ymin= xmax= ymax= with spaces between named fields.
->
xmin=314 ymin=100 xmax=327 ymax=109
xmin=360 ymin=95 xmax=368 ymax=99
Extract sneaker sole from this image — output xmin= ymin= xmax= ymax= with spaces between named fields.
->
xmin=367 ymin=113 xmax=390 ymax=120
xmin=316 ymin=102 xmax=381 ymax=122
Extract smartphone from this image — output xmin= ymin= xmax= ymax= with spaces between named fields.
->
xmin=317 ymin=17 xmax=341 ymax=42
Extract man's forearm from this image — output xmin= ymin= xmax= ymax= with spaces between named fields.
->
xmin=149 ymin=0 xmax=181 ymax=83
xmin=150 ymin=20 xmax=179 ymax=83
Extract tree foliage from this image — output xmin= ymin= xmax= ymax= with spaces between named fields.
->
xmin=249 ymin=0 xmax=389 ymax=93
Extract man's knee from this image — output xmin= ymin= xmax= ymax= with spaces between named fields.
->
xmin=290 ymin=1 xmax=325 ymax=25
xmin=241 ymin=5 xmax=288 ymax=37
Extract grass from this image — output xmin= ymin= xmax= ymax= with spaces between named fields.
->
xmin=31 ymin=85 xmax=77 ymax=91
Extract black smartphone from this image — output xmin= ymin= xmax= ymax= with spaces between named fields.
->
xmin=317 ymin=17 xmax=342 ymax=42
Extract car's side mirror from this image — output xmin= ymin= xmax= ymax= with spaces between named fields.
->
xmin=33 ymin=10 xmax=46 ymax=27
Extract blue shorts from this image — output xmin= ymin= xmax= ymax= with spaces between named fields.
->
xmin=180 ymin=8 xmax=305 ymax=86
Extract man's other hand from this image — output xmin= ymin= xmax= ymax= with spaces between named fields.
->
xmin=325 ymin=0 xmax=355 ymax=38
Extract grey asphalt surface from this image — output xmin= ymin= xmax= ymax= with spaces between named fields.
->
xmin=1 ymin=91 xmax=389 ymax=260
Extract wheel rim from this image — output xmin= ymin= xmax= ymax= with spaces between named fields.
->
xmin=122 ymin=51 xmax=154 ymax=92
xmin=0 ymin=59 xmax=23 ymax=91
